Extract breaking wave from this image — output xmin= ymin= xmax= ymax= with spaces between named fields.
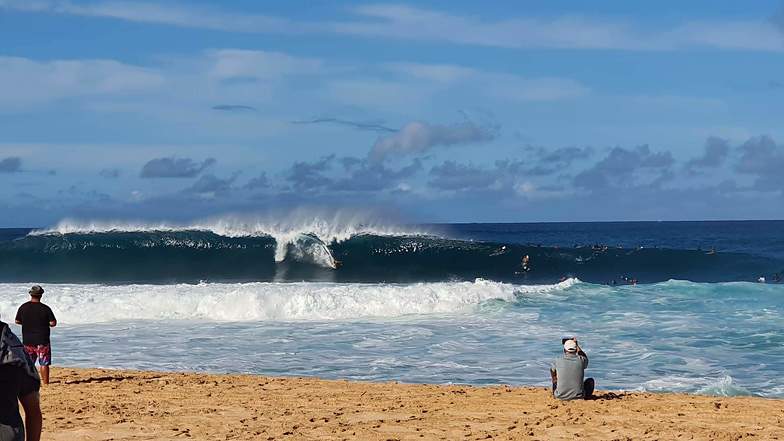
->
xmin=0 ymin=279 xmax=576 ymax=323
xmin=1 ymin=215 xmax=781 ymax=284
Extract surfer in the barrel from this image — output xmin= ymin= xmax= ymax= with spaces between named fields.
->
xmin=521 ymin=255 xmax=530 ymax=272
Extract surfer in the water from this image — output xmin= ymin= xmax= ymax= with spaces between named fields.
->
xmin=521 ymin=255 xmax=530 ymax=272
xmin=621 ymin=275 xmax=638 ymax=285
xmin=490 ymin=245 xmax=507 ymax=256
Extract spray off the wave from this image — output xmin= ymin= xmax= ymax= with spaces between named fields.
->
xmin=31 ymin=211 xmax=430 ymax=266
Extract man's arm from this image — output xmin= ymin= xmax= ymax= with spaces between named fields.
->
xmin=549 ymin=367 xmax=557 ymax=383
xmin=15 ymin=306 xmax=23 ymax=325
xmin=19 ymin=391 xmax=42 ymax=441
xmin=48 ymin=308 xmax=57 ymax=327
xmin=574 ymin=340 xmax=589 ymax=368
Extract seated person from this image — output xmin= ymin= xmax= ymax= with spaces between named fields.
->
xmin=550 ymin=337 xmax=594 ymax=400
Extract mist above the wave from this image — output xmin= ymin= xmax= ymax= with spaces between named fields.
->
xmin=32 ymin=208 xmax=430 ymax=240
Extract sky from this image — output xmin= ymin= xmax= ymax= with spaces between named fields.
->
xmin=2 ymin=0 xmax=784 ymax=226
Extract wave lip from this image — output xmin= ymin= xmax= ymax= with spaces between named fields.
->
xmin=31 ymin=213 xmax=431 ymax=240
xmin=0 ymin=279 xmax=575 ymax=323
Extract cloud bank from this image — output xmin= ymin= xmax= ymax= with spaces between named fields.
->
xmin=4 ymin=1 xmax=783 ymax=52
xmin=140 ymin=157 xmax=216 ymax=178
xmin=0 ymin=157 xmax=22 ymax=173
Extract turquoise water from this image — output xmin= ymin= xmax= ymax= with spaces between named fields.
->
xmin=2 ymin=278 xmax=781 ymax=397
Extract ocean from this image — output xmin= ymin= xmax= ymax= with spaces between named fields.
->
xmin=1 ymin=218 xmax=782 ymax=397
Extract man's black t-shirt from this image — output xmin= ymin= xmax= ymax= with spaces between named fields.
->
xmin=15 ymin=302 xmax=56 ymax=345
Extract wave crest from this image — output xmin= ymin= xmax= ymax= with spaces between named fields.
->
xmin=30 ymin=212 xmax=431 ymax=269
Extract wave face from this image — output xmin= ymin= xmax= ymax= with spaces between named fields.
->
xmin=1 ymin=220 xmax=782 ymax=284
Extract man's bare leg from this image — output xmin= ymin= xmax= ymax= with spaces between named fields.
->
xmin=39 ymin=366 xmax=49 ymax=385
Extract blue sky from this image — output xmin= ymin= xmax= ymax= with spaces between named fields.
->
xmin=2 ymin=0 xmax=784 ymax=226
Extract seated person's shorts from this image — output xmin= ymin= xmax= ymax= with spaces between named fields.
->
xmin=24 ymin=344 xmax=52 ymax=366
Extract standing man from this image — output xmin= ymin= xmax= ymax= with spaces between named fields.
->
xmin=1 ymin=317 xmax=42 ymax=441
xmin=15 ymin=286 xmax=57 ymax=385
xmin=549 ymin=337 xmax=595 ymax=400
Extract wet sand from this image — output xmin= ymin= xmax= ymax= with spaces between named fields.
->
xmin=38 ymin=368 xmax=783 ymax=440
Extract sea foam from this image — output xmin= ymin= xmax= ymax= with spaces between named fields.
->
xmin=0 ymin=279 xmax=576 ymax=324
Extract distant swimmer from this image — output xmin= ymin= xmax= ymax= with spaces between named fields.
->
xmin=758 ymin=276 xmax=766 ymax=283
xmin=521 ymin=255 xmax=531 ymax=272
xmin=490 ymin=245 xmax=507 ymax=257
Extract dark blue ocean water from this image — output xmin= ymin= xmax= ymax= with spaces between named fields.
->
xmin=440 ymin=221 xmax=784 ymax=259
xmin=1 ymin=220 xmax=782 ymax=397
xmin=1 ymin=221 xmax=782 ymax=284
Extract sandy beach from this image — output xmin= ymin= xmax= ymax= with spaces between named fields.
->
xmin=33 ymin=368 xmax=783 ymax=440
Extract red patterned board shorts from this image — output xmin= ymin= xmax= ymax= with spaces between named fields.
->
xmin=24 ymin=344 xmax=52 ymax=366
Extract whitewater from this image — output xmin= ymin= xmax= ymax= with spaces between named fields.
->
xmin=1 ymin=219 xmax=783 ymax=397
xmin=1 ymin=278 xmax=782 ymax=397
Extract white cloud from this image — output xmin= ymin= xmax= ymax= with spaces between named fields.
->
xmin=0 ymin=49 xmax=328 ymax=110
xmin=628 ymin=95 xmax=728 ymax=112
xmin=2 ymin=1 xmax=782 ymax=52
xmin=206 ymin=49 xmax=325 ymax=81
xmin=488 ymin=76 xmax=589 ymax=102
xmin=324 ymin=78 xmax=430 ymax=111
xmin=513 ymin=181 xmax=564 ymax=198
xmin=386 ymin=62 xmax=590 ymax=102
xmin=370 ymin=121 xmax=496 ymax=162
xmin=339 ymin=5 xmax=653 ymax=50
xmin=0 ymin=56 xmax=163 ymax=107
xmin=663 ymin=20 xmax=784 ymax=52
xmin=0 ymin=0 xmax=300 ymax=33
xmin=383 ymin=62 xmax=476 ymax=85
xmin=340 ymin=5 xmax=784 ymax=52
